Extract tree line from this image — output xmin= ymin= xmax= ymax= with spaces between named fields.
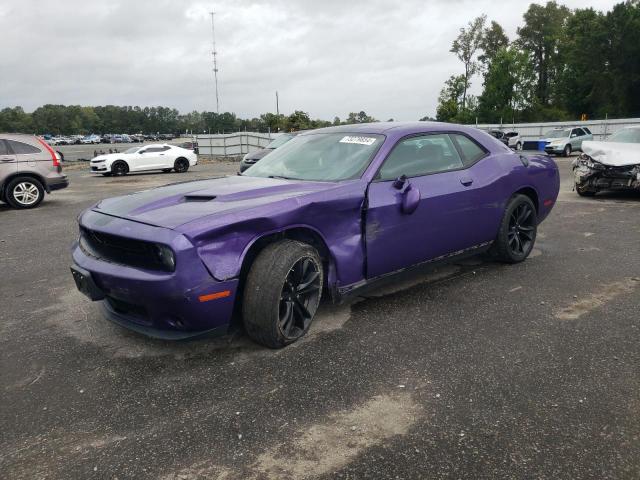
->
xmin=0 ymin=104 xmax=379 ymax=136
xmin=438 ymin=0 xmax=640 ymax=124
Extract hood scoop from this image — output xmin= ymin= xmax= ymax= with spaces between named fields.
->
xmin=183 ymin=195 xmax=217 ymax=202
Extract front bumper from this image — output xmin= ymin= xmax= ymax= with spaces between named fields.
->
xmin=544 ymin=145 xmax=564 ymax=154
xmin=573 ymin=156 xmax=640 ymax=192
xmin=71 ymin=211 xmax=239 ymax=340
xmin=90 ymin=163 xmax=108 ymax=172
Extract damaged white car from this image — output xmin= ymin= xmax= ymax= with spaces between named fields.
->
xmin=572 ymin=126 xmax=640 ymax=196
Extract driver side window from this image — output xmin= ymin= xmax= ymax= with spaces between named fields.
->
xmin=377 ymin=134 xmax=463 ymax=181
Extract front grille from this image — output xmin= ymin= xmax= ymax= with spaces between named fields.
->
xmin=79 ymin=227 xmax=173 ymax=272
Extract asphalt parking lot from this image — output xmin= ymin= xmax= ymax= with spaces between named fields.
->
xmin=1 ymin=158 xmax=639 ymax=479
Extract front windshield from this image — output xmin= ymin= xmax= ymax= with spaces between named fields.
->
xmin=124 ymin=146 xmax=141 ymax=154
xmin=266 ymin=134 xmax=295 ymax=149
xmin=244 ymin=133 xmax=384 ymax=181
xmin=608 ymin=128 xmax=640 ymax=143
xmin=544 ymin=129 xmax=571 ymax=139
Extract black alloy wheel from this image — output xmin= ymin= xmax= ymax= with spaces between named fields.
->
xmin=243 ymin=240 xmax=324 ymax=348
xmin=174 ymin=158 xmax=189 ymax=173
xmin=490 ymin=194 xmax=538 ymax=263
xmin=508 ymin=202 xmax=536 ymax=257
xmin=112 ymin=161 xmax=128 ymax=176
xmin=278 ymin=257 xmax=322 ymax=339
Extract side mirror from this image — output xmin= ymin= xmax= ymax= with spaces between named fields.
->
xmin=393 ymin=176 xmax=420 ymax=214
xmin=570 ymin=134 xmax=577 ymax=138
xmin=402 ymin=186 xmax=420 ymax=214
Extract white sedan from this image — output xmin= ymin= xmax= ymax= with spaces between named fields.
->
xmin=89 ymin=144 xmax=197 ymax=176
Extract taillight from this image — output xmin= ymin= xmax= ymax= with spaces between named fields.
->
xmin=37 ymin=137 xmax=60 ymax=167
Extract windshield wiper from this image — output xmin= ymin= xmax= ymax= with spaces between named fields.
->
xmin=268 ymin=175 xmax=297 ymax=180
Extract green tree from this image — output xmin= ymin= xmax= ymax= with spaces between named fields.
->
xmin=605 ymin=1 xmax=640 ymax=116
xmin=479 ymin=21 xmax=509 ymax=67
xmin=478 ymin=47 xmax=536 ymax=123
xmin=0 ymin=107 xmax=34 ymax=133
xmin=344 ymin=111 xmax=377 ymax=124
xmin=517 ymin=1 xmax=571 ymax=107
xmin=450 ymin=15 xmax=486 ymax=109
xmin=436 ymin=75 xmax=467 ymax=121
xmin=285 ymin=110 xmax=311 ymax=131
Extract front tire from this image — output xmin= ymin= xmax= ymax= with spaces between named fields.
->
xmin=5 ymin=177 xmax=45 ymax=209
xmin=490 ymin=194 xmax=537 ymax=263
xmin=243 ymin=240 xmax=323 ymax=348
xmin=111 ymin=161 xmax=129 ymax=176
xmin=563 ymin=144 xmax=572 ymax=157
xmin=174 ymin=158 xmax=189 ymax=173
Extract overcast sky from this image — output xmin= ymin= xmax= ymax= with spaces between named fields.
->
xmin=1 ymin=0 xmax=619 ymax=120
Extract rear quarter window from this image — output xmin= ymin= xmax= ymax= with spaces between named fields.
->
xmin=7 ymin=140 xmax=41 ymax=154
xmin=451 ymin=134 xmax=488 ymax=166
xmin=0 ymin=140 xmax=10 ymax=156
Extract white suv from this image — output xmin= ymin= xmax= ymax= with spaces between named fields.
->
xmin=504 ymin=131 xmax=522 ymax=150
xmin=90 ymin=144 xmax=197 ymax=176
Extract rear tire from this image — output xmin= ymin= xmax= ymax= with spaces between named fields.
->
xmin=111 ymin=161 xmax=129 ymax=176
xmin=174 ymin=158 xmax=189 ymax=173
xmin=490 ymin=194 xmax=537 ymax=264
xmin=243 ymin=240 xmax=323 ymax=348
xmin=5 ymin=177 xmax=45 ymax=209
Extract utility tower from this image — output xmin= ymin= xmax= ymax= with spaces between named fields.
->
xmin=210 ymin=10 xmax=220 ymax=114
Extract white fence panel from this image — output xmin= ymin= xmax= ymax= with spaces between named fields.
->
xmin=196 ymin=132 xmax=276 ymax=157
xmin=475 ymin=118 xmax=640 ymax=141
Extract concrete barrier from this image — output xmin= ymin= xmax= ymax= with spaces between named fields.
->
xmin=196 ymin=132 xmax=276 ymax=157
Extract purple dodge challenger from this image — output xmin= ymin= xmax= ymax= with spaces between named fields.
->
xmin=71 ymin=122 xmax=559 ymax=348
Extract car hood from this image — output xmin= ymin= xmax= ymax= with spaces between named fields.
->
xmin=244 ymin=148 xmax=273 ymax=161
xmin=91 ymin=153 xmax=129 ymax=162
xmin=540 ymin=137 xmax=565 ymax=144
xmin=92 ymin=175 xmax=340 ymax=230
xmin=582 ymin=140 xmax=640 ymax=167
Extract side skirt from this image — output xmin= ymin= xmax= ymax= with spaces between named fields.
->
xmin=334 ymin=241 xmax=493 ymax=302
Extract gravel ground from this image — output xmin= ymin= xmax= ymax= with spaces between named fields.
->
xmin=1 ymin=158 xmax=639 ymax=479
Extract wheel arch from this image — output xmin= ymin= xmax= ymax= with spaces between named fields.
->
xmin=236 ymin=225 xmax=338 ymax=303
xmin=513 ymin=186 xmax=539 ymax=213
xmin=110 ymin=159 xmax=128 ymax=171
xmin=1 ymin=172 xmax=49 ymax=195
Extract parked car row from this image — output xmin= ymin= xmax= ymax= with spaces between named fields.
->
xmin=43 ymin=133 xmax=180 ymax=146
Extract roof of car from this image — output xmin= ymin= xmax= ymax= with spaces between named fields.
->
xmin=303 ymin=121 xmax=473 ymax=136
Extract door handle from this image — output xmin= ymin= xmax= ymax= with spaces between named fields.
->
xmin=1 ymin=158 xmax=14 ymax=162
xmin=460 ymin=176 xmax=473 ymax=186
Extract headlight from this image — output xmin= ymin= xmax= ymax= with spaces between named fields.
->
xmin=154 ymin=244 xmax=176 ymax=271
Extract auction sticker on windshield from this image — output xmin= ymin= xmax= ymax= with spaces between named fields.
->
xmin=339 ymin=136 xmax=377 ymax=146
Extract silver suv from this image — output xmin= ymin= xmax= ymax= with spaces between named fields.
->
xmin=0 ymin=134 xmax=69 ymax=209
xmin=542 ymin=127 xmax=594 ymax=156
